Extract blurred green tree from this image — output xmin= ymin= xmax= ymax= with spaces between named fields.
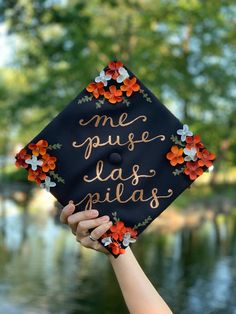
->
xmin=0 ymin=0 xmax=235 ymax=181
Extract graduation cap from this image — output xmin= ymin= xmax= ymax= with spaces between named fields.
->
xmin=15 ymin=61 xmax=216 ymax=258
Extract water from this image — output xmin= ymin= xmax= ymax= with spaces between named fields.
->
xmin=0 ymin=201 xmax=236 ymax=314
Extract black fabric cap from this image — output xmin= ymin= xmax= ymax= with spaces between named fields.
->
xmin=15 ymin=61 xmax=216 ymax=258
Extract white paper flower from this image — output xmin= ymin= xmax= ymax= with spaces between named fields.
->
xmin=25 ymin=155 xmax=43 ymax=171
xmin=40 ymin=176 xmax=56 ymax=192
xmin=122 ymin=233 xmax=136 ymax=247
xmin=116 ymin=67 xmax=129 ymax=83
xmin=95 ymin=70 xmax=112 ymax=86
xmin=101 ymin=236 xmax=113 ymax=246
xmin=177 ymin=124 xmax=193 ymax=142
xmin=184 ymin=147 xmax=197 ymax=161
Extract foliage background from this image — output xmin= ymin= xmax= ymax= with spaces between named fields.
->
xmin=0 ymin=0 xmax=235 ymax=174
xmin=0 ymin=1 xmax=235 ymax=314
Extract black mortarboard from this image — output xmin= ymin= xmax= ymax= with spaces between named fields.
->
xmin=15 ymin=61 xmax=216 ymax=258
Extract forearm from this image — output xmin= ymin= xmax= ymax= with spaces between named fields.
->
xmin=108 ymin=246 xmax=173 ymax=314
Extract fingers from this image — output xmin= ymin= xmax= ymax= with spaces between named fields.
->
xmin=67 ymin=209 xmax=99 ymax=225
xmin=77 ymin=221 xmax=113 ymax=248
xmin=76 ymin=215 xmax=110 ymax=236
xmin=90 ymin=220 xmax=113 ymax=241
xmin=60 ymin=201 xmax=75 ymax=224
xmin=60 ymin=203 xmax=113 ymax=254
xmin=67 ymin=209 xmax=100 ymax=234
xmin=60 ymin=202 xmax=98 ymax=226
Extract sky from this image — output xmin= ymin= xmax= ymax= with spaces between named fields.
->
xmin=0 ymin=23 xmax=14 ymax=67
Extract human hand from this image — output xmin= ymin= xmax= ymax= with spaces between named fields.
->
xmin=60 ymin=201 xmax=113 ymax=255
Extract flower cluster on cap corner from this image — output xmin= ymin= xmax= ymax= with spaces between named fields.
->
xmin=15 ymin=140 xmax=64 ymax=192
xmin=101 ymin=212 xmax=152 ymax=256
xmin=101 ymin=219 xmax=138 ymax=256
xmin=86 ymin=61 xmax=141 ymax=104
xmin=166 ymin=124 xmax=216 ymax=180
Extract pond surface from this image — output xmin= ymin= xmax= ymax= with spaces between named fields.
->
xmin=0 ymin=201 xmax=236 ymax=314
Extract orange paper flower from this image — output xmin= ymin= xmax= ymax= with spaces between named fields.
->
xmin=185 ymin=135 xmax=204 ymax=150
xmin=120 ymin=77 xmax=140 ymax=97
xmin=166 ymin=145 xmax=184 ymax=166
xmin=104 ymin=85 xmax=123 ymax=104
xmin=108 ymin=242 xmax=126 ymax=256
xmin=106 ymin=61 xmax=123 ymax=80
xmin=184 ymin=161 xmax=203 ymax=180
xmin=110 ymin=221 xmax=127 ymax=241
xmin=42 ymin=154 xmax=57 ymax=172
xmin=101 ymin=219 xmax=138 ymax=255
xmin=86 ymin=82 xmax=105 ymax=99
xmin=28 ymin=140 xmax=48 ymax=156
xmin=197 ymin=149 xmax=216 ymax=168
xmin=125 ymin=227 xmax=138 ymax=238
xmin=28 ymin=168 xmax=47 ymax=184
xmin=15 ymin=149 xmax=31 ymax=168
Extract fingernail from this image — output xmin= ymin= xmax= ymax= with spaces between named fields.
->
xmin=69 ymin=200 xmax=74 ymax=204
xmin=65 ymin=203 xmax=74 ymax=209
xmin=90 ymin=209 xmax=99 ymax=216
xmin=101 ymin=215 xmax=110 ymax=221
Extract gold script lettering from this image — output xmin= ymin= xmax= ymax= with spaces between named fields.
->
xmin=75 ymin=183 xmax=173 ymax=210
xmin=79 ymin=112 xmax=147 ymax=128
xmin=72 ymin=132 xmax=165 ymax=159
xmin=83 ymin=160 xmax=156 ymax=186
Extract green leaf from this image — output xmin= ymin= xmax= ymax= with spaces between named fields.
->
xmin=170 ymin=135 xmax=185 ymax=147
xmin=173 ymin=167 xmax=185 ymax=176
xmin=78 ymin=95 xmax=93 ymax=104
xmin=139 ymin=89 xmax=152 ymax=103
xmin=133 ymin=216 xmax=152 ymax=230
xmin=111 ymin=211 xmax=120 ymax=222
xmin=122 ymin=97 xmax=130 ymax=107
xmin=49 ymin=171 xmax=65 ymax=184
xmin=95 ymin=97 xmax=105 ymax=109
xmin=48 ymin=143 xmax=62 ymax=150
